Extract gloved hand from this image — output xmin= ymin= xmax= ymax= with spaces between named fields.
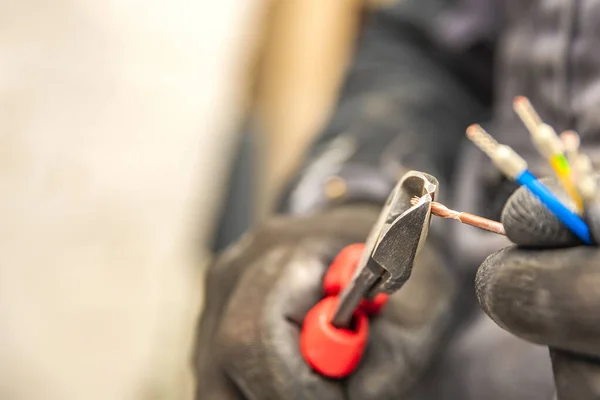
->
xmin=195 ymin=205 xmax=455 ymax=400
xmin=476 ymin=179 xmax=600 ymax=398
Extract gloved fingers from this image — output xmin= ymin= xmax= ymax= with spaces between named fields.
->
xmin=204 ymin=203 xmax=380 ymax=298
xmin=476 ymin=245 xmax=600 ymax=357
xmin=348 ymin=244 xmax=454 ymax=400
xmin=195 ymin=370 xmax=245 ymax=400
xmin=501 ymin=177 xmax=583 ymax=247
xmin=277 ymin=239 xmax=353 ymax=325
xmin=196 ymin=231 xmax=263 ymax=387
xmin=197 ymin=205 xmax=385 ymax=399
xmin=216 ymin=242 xmax=345 ymax=400
xmin=198 ymin=205 xmax=380 ymax=371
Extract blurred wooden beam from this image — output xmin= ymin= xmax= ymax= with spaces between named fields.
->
xmin=253 ymin=0 xmax=366 ymax=218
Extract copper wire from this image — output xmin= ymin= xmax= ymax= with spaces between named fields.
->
xmin=412 ymin=197 xmax=506 ymax=236
xmin=513 ymin=96 xmax=543 ymax=134
xmin=466 ymin=124 xmax=499 ymax=156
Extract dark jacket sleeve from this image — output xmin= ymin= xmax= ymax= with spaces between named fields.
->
xmin=279 ymin=0 xmax=500 ymax=215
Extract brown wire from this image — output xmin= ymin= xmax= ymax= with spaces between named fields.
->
xmin=412 ymin=197 xmax=506 ymax=236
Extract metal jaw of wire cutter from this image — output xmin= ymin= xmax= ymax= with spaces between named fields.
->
xmin=331 ymin=170 xmax=439 ymax=328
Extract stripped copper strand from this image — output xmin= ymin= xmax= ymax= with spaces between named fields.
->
xmin=412 ymin=197 xmax=506 ymax=235
xmin=513 ymin=96 xmax=543 ymax=134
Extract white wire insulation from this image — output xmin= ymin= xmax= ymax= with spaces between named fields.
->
xmin=466 ymin=124 xmax=527 ymax=178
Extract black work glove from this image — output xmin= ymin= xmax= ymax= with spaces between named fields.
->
xmin=476 ymin=179 xmax=600 ymax=398
xmin=195 ymin=205 xmax=455 ymax=400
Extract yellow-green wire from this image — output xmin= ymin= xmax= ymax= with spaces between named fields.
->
xmin=513 ymin=97 xmax=584 ymax=213
xmin=550 ymin=153 xmax=584 ymax=213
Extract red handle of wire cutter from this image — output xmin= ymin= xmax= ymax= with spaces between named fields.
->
xmin=300 ymin=243 xmax=388 ymax=378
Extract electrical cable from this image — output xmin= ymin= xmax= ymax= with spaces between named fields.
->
xmin=466 ymin=124 xmax=592 ymax=244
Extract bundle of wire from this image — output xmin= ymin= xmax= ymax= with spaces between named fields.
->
xmin=466 ymin=96 xmax=597 ymax=245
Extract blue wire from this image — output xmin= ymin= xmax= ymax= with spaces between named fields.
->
xmin=516 ymin=170 xmax=592 ymax=244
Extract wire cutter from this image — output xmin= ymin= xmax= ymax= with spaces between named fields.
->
xmin=300 ymin=170 xmax=439 ymax=378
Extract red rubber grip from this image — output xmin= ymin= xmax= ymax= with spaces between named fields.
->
xmin=300 ymin=296 xmax=368 ymax=378
xmin=323 ymin=243 xmax=389 ymax=315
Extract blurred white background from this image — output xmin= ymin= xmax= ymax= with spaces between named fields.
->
xmin=0 ymin=0 xmax=376 ymax=398
xmin=0 ymin=0 xmax=260 ymax=398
